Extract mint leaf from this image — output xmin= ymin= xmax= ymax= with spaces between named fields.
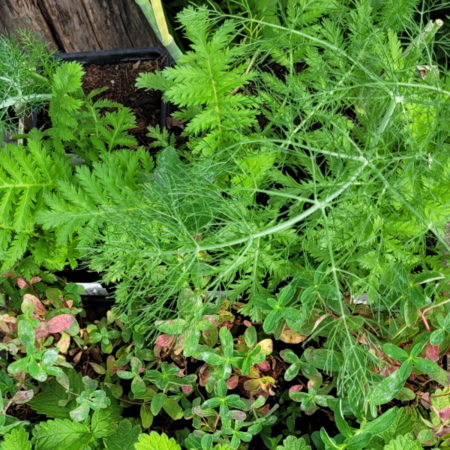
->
xmin=383 ymin=434 xmax=421 ymax=450
xmin=91 ymin=402 xmax=123 ymax=438
xmin=135 ymin=432 xmax=181 ymax=450
xmin=1 ymin=427 xmax=31 ymax=450
xmin=32 ymin=419 xmax=93 ymax=450
xmin=29 ymin=370 xmax=82 ymax=419
xmin=103 ymin=420 xmax=141 ymax=450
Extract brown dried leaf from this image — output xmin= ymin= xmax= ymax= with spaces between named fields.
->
xmin=280 ymin=328 xmax=306 ymax=344
xmin=257 ymin=339 xmax=273 ymax=355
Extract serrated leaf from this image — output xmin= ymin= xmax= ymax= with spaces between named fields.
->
xmin=32 ymin=418 xmax=93 ymax=450
xmin=1 ymin=427 xmax=31 ymax=450
xmin=383 ymin=433 xmax=421 ymax=450
xmin=91 ymin=402 xmax=123 ymax=438
xmin=134 ymin=431 xmax=181 ymax=450
xmin=103 ymin=420 xmax=141 ymax=450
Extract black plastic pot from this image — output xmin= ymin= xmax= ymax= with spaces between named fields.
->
xmin=34 ymin=47 xmax=173 ymax=304
xmin=32 ymin=46 xmax=171 ymax=129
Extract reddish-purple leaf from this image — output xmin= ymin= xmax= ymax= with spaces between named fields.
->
xmin=12 ymin=389 xmax=34 ymax=404
xmin=24 ymin=294 xmax=47 ymax=316
xmin=155 ymin=334 xmax=175 ymax=347
xmin=289 ymin=385 xmax=303 ymax=392
xmin=421 ymin=392 xmax=430 ymax=409
xmin=47 ymin=314 xmax=73 ymax=334
xmin=182 ymin=385 xmax=193 ymax=394
xmin=30 ymin=277 xmax=42 ymax=285
xmin=227 ymin=375 xmax=239 ymax=390
xmin=35 ymin=322 xmax=49 ymax=339
xmin=17 ymin=278 xmax=27 ymax=289
xmin=439 ymin=407 xmax=450 ymax=420
xmin=257 ymin=360 xmax=271 ymax=372
xmin=426 ymin=343 xmax=440 ymax=361
xmin=434 ymin=427 xmax=450 ymax=438
xmin=229 ymin=410 xmax=246 ymax=421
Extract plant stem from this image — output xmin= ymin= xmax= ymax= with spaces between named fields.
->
xmin=0 ymin=93 xmax=52 ymax=110
xmin=134 ymin=0 xmax=183 ymax=62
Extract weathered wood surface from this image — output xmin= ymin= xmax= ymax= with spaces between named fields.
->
xmin=0 ymin=0 xmax=163 ymax=53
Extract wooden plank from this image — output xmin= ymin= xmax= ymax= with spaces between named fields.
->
xmin=110 ymin=0 xmax=162 ymax=48
xmin=0 ymin=0 xmax=163 ymax=53
xmin=38 ymin=0 xmax=102 ymax=52
xmin=0 ymin=0 xmax=57 ymax=49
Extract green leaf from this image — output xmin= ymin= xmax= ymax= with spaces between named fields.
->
xmin=70 ymin=402 xmax=90 ymax=422
xmin=362 ymin=408 xmax=398 ymax=435
xmin=383 ymin=433 xmax=421 ymax=450
xmin=383 ymin=344 xmax=408 ymax=362
xmin=32 ymin=419 xmax=93 ymax=450
xmin=278 ymin=284 xmax=295 ymax=306
xmin=134 ymin=431 xmax=181 ymax=450
xmin=131 ymin=376 xmax=147 ymax=397
xmin=370 ymin=362 xmax=412 ymax=406
xmin=276 ymin=435 xmax=311 ymax=450
xmin=344 ymin=432 xmax=373 ymax=450
xmin=430 ymin=329 xmax=445 ymax=346
xmin=103 ymin=420 xmax=141 ymax=450
xmin=219 ymin=327 xmax=234 ymax=359
xmin=140 ymin=405 xmax=153 ymax=429
xmin=263 ymin=310 xmax=281 ymax=334
xmin=252 ymin=295 xmax=269 ymax=310
xmin=304 ymin=348 xmax=342 ymax=372
xmin=409 ymin=285 xmax=426 ymax=308
xmin=404 ymin=300 xmax=418 ymax=327
xmin=244 ymin=326 xmax=257 ymax=348
xmin=29 ymin=370 xmax=82 ymax=419
xmin=7 ymin=358 xmax=29 ymax=375
xmin=334 ymin=400 xmax=353 ymax=438
xmin=413 ymin=357 xmax=438 ymax=374
xmin=18 ymin=321 xmax=35 ymax=348
xmin=92 ymin=402 xmax=123 ymax=438
xmin=414 ymin=271 xmax=444 ymax=285
xmin=319 ymin=428 xmax=339 ymax=449
xmin=162 ymin=398 xmax=183 ymax=420
xmin=379 ymin=408 xmax=414 ymax=443
xmin=29 ymin=358 xmax=47 ymax=382
xmin=285 ymin=363 xmax=301 ymax=382
xmin=194 ymin=347 xmax=224 ymax=365
xmin=151 ymin=393 xmax=167 ymax=416
xmin=184 ymin=328 xmax=201 ymax=357
xmin=1 ymin=427 xmax=31 ymax=450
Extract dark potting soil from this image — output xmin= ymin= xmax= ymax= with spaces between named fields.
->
xmin=81 ymin=59 xmax=163 ymax=148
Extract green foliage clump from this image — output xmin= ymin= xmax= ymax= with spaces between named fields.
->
xmin=137 ymin=6 xmax=259 ymax=156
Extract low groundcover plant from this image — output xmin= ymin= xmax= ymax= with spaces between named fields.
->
xmin=2 ymin=0 xmax=450 ymax=449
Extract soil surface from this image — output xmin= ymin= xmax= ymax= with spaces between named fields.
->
xmin=82 ymin=59 xmax=164 ymax=147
